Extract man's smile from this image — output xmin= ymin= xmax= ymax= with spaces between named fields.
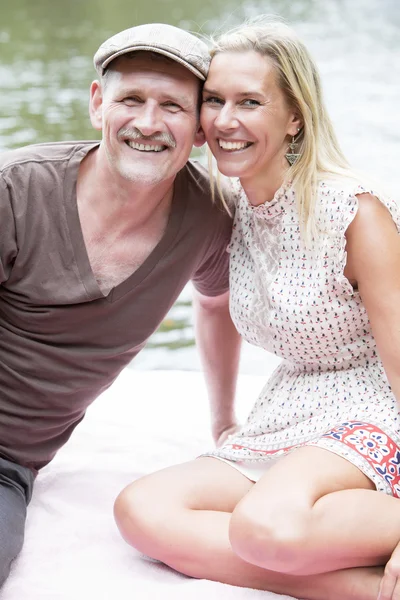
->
xmin=125 ymin=141 xmax=167 ymax=152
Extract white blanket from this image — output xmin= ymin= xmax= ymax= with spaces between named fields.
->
xmin=0 ymin=369 xmax=297 ymax=600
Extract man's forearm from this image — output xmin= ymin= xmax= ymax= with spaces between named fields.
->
xmin=193 ymin=290 xmax=242 ymax=443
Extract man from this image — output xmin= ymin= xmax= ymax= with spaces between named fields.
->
xmin=0 ymin=23 xmax=241 ymax=587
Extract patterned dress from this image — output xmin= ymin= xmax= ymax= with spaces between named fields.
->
xmin=206 ymin=178 xmax=400 ymax=496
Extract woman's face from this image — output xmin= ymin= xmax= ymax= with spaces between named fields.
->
xmin=201 ymin=50 xmax=301 ymax=189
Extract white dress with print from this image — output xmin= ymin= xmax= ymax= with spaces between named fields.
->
xmin=206 ymin=179 xmax=400 ymax=496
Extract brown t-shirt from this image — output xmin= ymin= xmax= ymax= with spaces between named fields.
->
xmin=0 ymin=141 xmax=232 ymax=471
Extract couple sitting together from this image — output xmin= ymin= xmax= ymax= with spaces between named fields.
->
xmin=1 ymin=16 xmax=399 ymax=600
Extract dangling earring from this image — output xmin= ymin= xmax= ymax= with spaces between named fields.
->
xmin=285 ymin=129 xmax=302 ymax=166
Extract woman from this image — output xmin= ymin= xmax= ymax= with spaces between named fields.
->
xmin=114 ymin=19 xmax=400 ymax=600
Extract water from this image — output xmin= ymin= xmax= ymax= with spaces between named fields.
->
xmin=1 ymin=0 xmax=399 ymax=373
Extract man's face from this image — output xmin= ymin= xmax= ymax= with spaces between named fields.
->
xmin=90 ymin=53 xmax=203 ymax=187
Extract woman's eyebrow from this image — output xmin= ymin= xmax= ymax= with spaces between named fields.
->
xmin=236 ymin=91 xmax=265 ymax=99
xmin=202 ymin=87 xmax=220 ymax=95
xmin=203 ymin=87 xmax=264 ymax=98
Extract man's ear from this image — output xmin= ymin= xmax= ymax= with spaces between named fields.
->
xmin=89 ymin=80 xmax=103 ymax=131
xmin=193 ymin=124 xmax=206 ymax=148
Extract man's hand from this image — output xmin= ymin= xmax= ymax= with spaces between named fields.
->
xmin=215 ymin=423 xmax=242 ymax=447
xmin=378 ymin=543 xmax=400 ymax=600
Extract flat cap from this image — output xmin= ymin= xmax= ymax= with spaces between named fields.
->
xmin=94 ymin=23 xmax=210 ymax=80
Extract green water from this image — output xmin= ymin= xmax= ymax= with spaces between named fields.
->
xmin=0 ymin=0 xmax=323 ymax=149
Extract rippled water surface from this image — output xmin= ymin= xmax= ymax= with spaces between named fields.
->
xmin=1 ymin=0 xmax=399 ymax=372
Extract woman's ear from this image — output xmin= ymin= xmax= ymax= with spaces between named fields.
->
xmin=89 ymin=80 xmax=103 ymax=131
xmin=288 ymin=112 xmax=304 ymax=137
xmin=193 ymin=124 xmax=206 ymax=148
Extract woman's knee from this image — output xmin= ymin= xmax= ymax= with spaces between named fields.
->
xmin=114 ymin=476 xmax=167 ymax=550
xmin=114 ymin=458 xmax=251 ymax=548
xmin=229 ymin=498 xmax=310 ymax=574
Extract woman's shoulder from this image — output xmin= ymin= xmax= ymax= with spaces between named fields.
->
xmin=316 ymin=175 xmax=399 ymax=233
xmin=318 ymin=176 xmax=366 ymax=201
xmin=317 ymin=174 xmax=393 ymax=202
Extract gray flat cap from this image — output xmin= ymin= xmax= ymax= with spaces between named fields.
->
xmin=94 ymin=23 xmax=210 ymax=80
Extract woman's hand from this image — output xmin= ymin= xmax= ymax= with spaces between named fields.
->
xmin=378 ymin=543 xmax=400 ymax=600
xmin=216 ymin=424 xmax=241 ymax=447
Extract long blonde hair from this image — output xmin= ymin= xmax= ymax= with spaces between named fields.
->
xmin=208 ymin=17 xmax=356 ymax=240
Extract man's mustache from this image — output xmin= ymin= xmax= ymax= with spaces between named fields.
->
xmin=118 ymin=127 xmax=176 ymax=148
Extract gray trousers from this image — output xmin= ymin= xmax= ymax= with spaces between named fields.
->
xmin=0 ymin=457 xmax=34 ymax=589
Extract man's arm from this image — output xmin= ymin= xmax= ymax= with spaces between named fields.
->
xmin=192 ymin=289 xmax=242 ymax=445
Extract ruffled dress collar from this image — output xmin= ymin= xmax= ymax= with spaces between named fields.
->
xmin=235 ymin=179 xmax=293 ymax=220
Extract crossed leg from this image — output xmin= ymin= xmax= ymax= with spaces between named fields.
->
xmin=228 ymin=445 xmax=399 ymax=575
xmin=114 ymin=447 xmax=390 ymax=600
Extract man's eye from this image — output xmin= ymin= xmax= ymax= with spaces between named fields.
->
xmin=241 ymin=99 xmax=261 ymax=107
xmin=162 ymin=102 xmax=181 ymax=112
xmin=202 ymin=96 xmax=224 ymax=106
xmin=123 ymin=97 xmax=142 ymax=105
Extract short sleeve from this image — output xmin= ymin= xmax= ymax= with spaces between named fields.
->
xmin=333 ymin=183 xmax=400 ymax=295
xmin=191 ymin=208 xmax=232 ymax=297
xmin=0 ymin=173 xmax=18 ymax=284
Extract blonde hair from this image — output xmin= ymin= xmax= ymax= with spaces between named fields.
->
xmin=208 ymin=17 xmax=356 ymax=240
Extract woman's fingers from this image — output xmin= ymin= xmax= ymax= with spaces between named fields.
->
xmin=378 ymin=553 xmax=400 ymax=600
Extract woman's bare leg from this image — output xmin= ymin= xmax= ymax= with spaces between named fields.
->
xmin=114 ymin=457 xmax=381 ymax=600
xmin=229 ymin=446 xmax=400 ymax=575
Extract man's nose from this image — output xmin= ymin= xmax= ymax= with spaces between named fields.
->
xmin=215 ymin=104 xmax=238 ymax=130
xmin=133 ymin=102 xmax=162 ymax=136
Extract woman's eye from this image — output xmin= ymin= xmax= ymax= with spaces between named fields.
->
xmin=241 ymin=99 xmax=261 ymax=107
xmin=203 ymin=96 xmax=223 ymax=106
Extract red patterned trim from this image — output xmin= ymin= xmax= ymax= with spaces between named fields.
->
xmin=227 ymin=421 xmax=400 ymax=497
xmin=321 ymin=421 xmax=400 ymax=497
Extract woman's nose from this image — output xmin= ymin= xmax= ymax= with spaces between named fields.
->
xmin=214 ymin=104 xmax=238 ymax=130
